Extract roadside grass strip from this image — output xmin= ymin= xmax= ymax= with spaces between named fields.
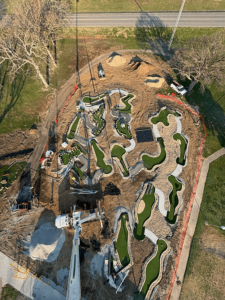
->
xmin=61 ymin=149 xmax=81 ymax=165
xmin=116 ymin=120 xmax=132 ymax=139
xmin=83 ymin=93 xmax=105 ymax=103
xmin=173 ymin=133 xmax=188 ymax=166
xmin=133 ymin=186 xmax=155 ymax=241
xmin=116 ymin=214 xmax=130 ymax=267
xmin=151 ymin=109 xmax=179 ymax=126
xmin=111 ymin=145 xmax=129 ymax=177
xmin=142 ymin=138 xmax=166 ymax=170
xmin=91 ymin=140 xmax=112 ymax=174
xmin=134 ymin=239 xmax=167 ymax=300
xmin=117 ymin=94 xmax=134 ymax=113
xmin=0 ymin=162 xmax=26 ymax=193
xmin=93 ymin=104 xmax=106 ymax=135
xmin=166 ymin=176 xmax=182 ymax=224
xmin=67 ymin=116 xmax=80 ymax=139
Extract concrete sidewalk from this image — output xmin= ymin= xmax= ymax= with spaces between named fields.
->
xmin=0 ymin=251 xmax=65 ymax=300
xmin=170 ymin=147 xmax=225 ymax=300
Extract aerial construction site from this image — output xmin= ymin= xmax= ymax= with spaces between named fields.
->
xmin=0 ymin=51 xmax=206 ymax=300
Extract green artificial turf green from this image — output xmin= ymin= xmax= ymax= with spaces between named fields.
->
xmin=173 ymin=133 xmax=188 ymax=166
xmin=67 ymin=116 xmax=80 ymax=139
xmin=117 ymin=94 xmax=133 ymax=113
xmin=76 ymin=143 xmax=87 ymax=154
xmin=91 ymin=140 xmax=112 ymax=174
xmin=166 ymin=176 xmax=182 ymax=224
xmin=111 ymin=144 xmax=128 ymax=176
xmin=134 ymin=187 xmax=155 ymax=240
xmin=116 ymin=214 xmax=130 ymax=267
xmin=142 ymin=138 xmax=166 ymax=170
xmin=73 ymin=166 xmax=84 ymax=179
xmin=116 ymin=120 xmax=132 ymax=139
xmin=151 ymin=109 xmax=179 ymax=126
xmin=134 ymin=239 xmax=167 ymax=300
xmin=0 ymin=162 xmax=26 ymax=193
xmin=61 ymin=149 xmax=81 ymax=165
xmin=83 ymin=94 xmax=106 ymax=103
xmin=93 ymin=104 xmax=105 ymax=135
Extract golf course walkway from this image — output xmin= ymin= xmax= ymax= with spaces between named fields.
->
xmin=169 ymin=147 xmax=225 ymax=300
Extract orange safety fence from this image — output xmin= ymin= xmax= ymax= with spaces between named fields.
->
xmin=55 ymin=84 xmax=78 ymax=124
xmin=156 ymin=94 xmax=207 ymax=300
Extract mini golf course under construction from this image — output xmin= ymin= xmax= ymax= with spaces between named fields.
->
xmin=9 ymin=53 xmax=204 ymax=300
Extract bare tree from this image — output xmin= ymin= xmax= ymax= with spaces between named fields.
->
xmin=170 ymin=31 xmax=225 ymax=92
xmin=0 ymin=0 xmax=68 ymax=88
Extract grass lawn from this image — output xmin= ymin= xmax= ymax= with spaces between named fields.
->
xmin=142 ymin=138 xmax=166 ymax=170
xmin=83 ymin=94 xmax=105 ymax=103
xmin=91 ymin=140 xmax=112 ymax=174
xmin=151 ymin=109 xmax=179 ymax=126
xmin=69 ymin=0 xmax=225 ymax=12
xmin=93 ymin=104 xmax=105 ymax=135
xmin=111 ymin=144 xmax=128 ymax=176
xmin=0 ymin=162 xmax=26 ymax=193
xmin=173 ymin=133 xmax=187 ymax=166
xmin=116 ymin=214 xmax=130 ymax=267
xmin=184 ymin=155 xmax=225 ymax=280
xmin=134 ymin=186 xmax=155 ymax=241
xmin=166 ymin=175 xmax=182 ymax=224
xmin=1 ymin=285 xmax=18 ymax=300
xmin=134 ymin=239 xmax=167 ymax=300
xmin=116 ymin=120 xmax=132 ymax=139
xmin=73 ymin=166 xmax=84 ymax=179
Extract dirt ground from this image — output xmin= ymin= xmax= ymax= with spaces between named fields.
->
xmin=0 ymin=52 xmax=203 ymax=299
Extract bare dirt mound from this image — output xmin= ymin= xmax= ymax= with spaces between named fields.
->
xmin=107 ymin=53 xmax=126 ymax=67
xmin=126 ymin=55 xmax=155 ymax=76
xmin=144 ymin=75 xmax=165 ymax=88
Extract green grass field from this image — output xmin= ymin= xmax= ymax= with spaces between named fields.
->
xmin=173 ymin=133 xmax=187 ymax=166
xmin=184 ymin=155 xmax=225 ymax=279
xmin=1 ymin=285 xmax=18 ymax=300
xmin=134 ymin=239 xmax=167 ymax=300
xmin=142 ymin=138 xmax=166 ymax=170
xmin=0 ymin=162 xmax=26 ymax=193
xmin=91 ymin=140 xmax=112 ymax=174
xmin=134 ymin=186 xmax=155 ymax=241
xmin=116 ymin=214 xmax=130 ymax=267
xmin=69 ymin=0 xmax=225 ymax=12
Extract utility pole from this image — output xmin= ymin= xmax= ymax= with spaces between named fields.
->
xmin=168 ymin=0 xmax=186 ymax=50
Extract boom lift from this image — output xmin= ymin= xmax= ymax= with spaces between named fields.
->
xmin=55 ymin=206 xmax=96 ymax=300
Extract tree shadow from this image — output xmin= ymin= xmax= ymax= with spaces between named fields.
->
xmin=134 ymin=13 xmax=175 ymax=59
xmin=0 ymin=63 xmax=28 ymax=125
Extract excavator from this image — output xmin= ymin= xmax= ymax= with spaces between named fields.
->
xmin=55 ymin=206 xmax=96 ymax=300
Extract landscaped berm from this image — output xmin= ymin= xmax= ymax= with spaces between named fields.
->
xmin=0 ymin=52 xmax=203 ymax=300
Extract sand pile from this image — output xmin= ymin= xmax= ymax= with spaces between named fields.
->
xmin=27 ymin=222 xmax=65 ymax=262
xmin=137 ymin=200 xmax=145 ymax=214
xmin=135 ymin=61 xmax=155 ymax=76
xmin=144 ymin=75 xmax=165 ymax=88
xmin=107 ymin=54 xmax=126 ymax=67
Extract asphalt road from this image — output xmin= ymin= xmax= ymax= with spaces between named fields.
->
xmin=67 ymin=12 xmax=225 ymax=27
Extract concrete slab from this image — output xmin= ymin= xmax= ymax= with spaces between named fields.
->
xmin=0 ymin=251 xmax=65 ymax=300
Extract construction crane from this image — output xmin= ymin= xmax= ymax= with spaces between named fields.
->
xmin=55 ymin=206 xmax=96 ymax=300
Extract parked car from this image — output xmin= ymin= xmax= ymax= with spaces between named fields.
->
xmin=170 ymin=80 xmax=187 ymax=95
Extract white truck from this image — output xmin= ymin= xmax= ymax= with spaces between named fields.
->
xmin=170 ymin=80 xmax=187 ymax=95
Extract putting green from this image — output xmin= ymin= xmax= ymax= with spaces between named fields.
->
xmin=151 ymin=109 xmax=179 ymax=126
xmin=116 ymin=214 xmax=130 ymax=267
xmin=134 ymin=239 xmax=167 ymax=300
xmin=142 ymin=138 xmax=166 ymax=170
xmin=166 ymin=175 xmax=182 ymax=224
xmin=116 ymin=120 xmax=132 ymax=139
xmin=93 ymin=104 xmax=105 ymax=135
xmin=173 ymin=133 xmax=187 ymax=166
xmin=117 ymin=94 xmax=133 ymax=113
xmin=67 ymin=116 xmax=80 ymax=139
xmin=111 ymin=145 xmax=129 ymax=176
xmin=91 ymin=140 xmax=112 ymax=174
xmin=133 ymin=187 xmax=155 ymax=241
